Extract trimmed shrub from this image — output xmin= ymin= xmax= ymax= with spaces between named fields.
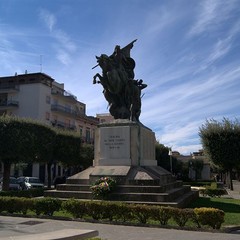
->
xmin=33 ymin=197 xmax=62 ymax=216
xmin=115 ymin=202 xmax=134 ymax=222
xmin=150 ymin=206 xmax=174 ymax=225
xmin=0 ymin=188 xmax=44 ymax=198
xmin=62 ymin=199 xmax=87 ymax=218
xmin=194 ymin=207 xmax=225 ymax=229
xmin=172 ymin=208 xmax=193 ymax=227
xmin=0 ymin=197 xmax=34 ymax=214
xmin=130 ymin=204 xmax=152 ymax=224
xmin=203 ymin=187 xmax=227 ymax=197
xmin=85 ymin=201 xmax=104 ymax=220
xmin=101 ymin=201 xmax=121 ymax=221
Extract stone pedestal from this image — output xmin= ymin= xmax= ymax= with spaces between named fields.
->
xmin=45 ymin=119 xmax=199 ymax=207
xmin=93 ymin=120 xmax=157 ymax=167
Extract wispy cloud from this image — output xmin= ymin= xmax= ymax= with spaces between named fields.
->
xmin=39 ymin=9 xmax=56 ymax=32
xmin=188 ymin=0 xmax=237 ymax=36
xmin=38 ymin=9 xmax=77 ymax=66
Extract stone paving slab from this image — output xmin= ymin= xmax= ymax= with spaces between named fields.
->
xmin=0 ymin=229 xmax=98 ymax=240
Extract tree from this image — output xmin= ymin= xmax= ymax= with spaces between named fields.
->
xmin=155 ymin=141 xmax=178 ymax=174
xmin=32 ymin=123 xmax=56 ymax=188
xmin=199 ymin=118 xmax=240 ymax=190
xmin=54 ymin=129 xmax=81 ymax=171
xmin=80 ymin=144 xmax=94 ymax=170
xmin=0 ymin=116 xmax=37 ymax=190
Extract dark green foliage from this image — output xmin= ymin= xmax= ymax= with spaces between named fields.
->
xmin=155 ymin=142 xmax=178 ymax=174
xmin=203 ymin=187 xmax=227 ymax=197
xmin=0 ymin=197 xmax=34 ymax=214
xmin=114 ymin=202 xmax=134 ymax=222
xmin=54 ymin=129 xmax=81 ymax=167
xmin=199 ymin=118 xmax=240 ymax=172
xmin=85 ymin=201 xmax=104 ymax=220
xmin=0 ymin=197 xmax=227 ymax=230
xmin=101 ymin=201 xmax=121 ymax=221
xmin=155 ymin=142 xmax=170 ymax=170
xmin=0 ymin=188 xmax=44 ymax=198
xmin=194 ymin=207 xmax=225 ymax=229
xmin=150 ymin=206 xmax=174 ymax=225
xmin=62 ymin=199 xmax=87 ymax=218
xmin=172 ymin=208 xmax=193 ymax=227
xmin=80 ymin=144 xmax=94 ymax=169
xmin=199 ymin=118 xmax=240 ymax=190
xmin=0 ymin=116 xmax=82 ymax=189
xmin=33 ymin=197 xmax=62 ymax=216
xmin=130 ymin=204 xmax=152 ymax=224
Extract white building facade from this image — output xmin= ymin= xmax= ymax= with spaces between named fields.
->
xmin=0 ymin=72 xmax=99 ymax=183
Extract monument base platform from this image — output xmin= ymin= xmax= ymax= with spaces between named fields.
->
xmin=66 ymin=165 xmax=174 ymax=185
xmin=44 ymin=120 xmax=198 ymax=207
xmin=45 ymin=165 xmax=198 ymax=208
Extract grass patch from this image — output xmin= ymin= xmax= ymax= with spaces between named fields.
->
xmin=187 ymin=197 xmax=240 ymax=226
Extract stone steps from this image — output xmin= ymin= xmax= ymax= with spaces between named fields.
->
xmin=44 ymin=185 xmax=194 ymax=205
xmin=44 ymin=165 xmax=199 ymax=208
xmin=44 ymin=190 xmax=93 ymax=199
xmin=55 ymin=181 xmax=183 ymax=193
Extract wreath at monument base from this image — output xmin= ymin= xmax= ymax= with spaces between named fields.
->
xmin=90 ymin=177 xmax=117 ymax=198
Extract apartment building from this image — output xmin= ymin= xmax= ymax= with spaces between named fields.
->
xmin=0 ymin=72 xmax=99 ymax=182
xmin=96 ymin=113 xmax=114 ymax=123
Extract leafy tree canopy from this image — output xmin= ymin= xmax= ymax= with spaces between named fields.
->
xmin=199 ymin=118 xmax=240 ymax=171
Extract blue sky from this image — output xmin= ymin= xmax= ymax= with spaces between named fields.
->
xmin=1 ymin=0 xmax=240 ymax=155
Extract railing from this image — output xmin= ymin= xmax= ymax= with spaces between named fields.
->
xmin=51 ymin=104 xmax=85 ymax=117
xmin=0 ymin=100 xmax=19 ymax=107
xmin=51 ymin=120 xmax=76 ymax=130
xmin=51 ymin=89 xmax=77 ymax=100
xmin=0 ymin=84 xmax=19 ymax=92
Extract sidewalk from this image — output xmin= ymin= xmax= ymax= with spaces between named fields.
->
xmin=0 ymin=215 xmax=240 ymax=240
xmin=226 ymin=180 xmax=240 ymax=199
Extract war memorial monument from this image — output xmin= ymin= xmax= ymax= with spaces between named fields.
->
xmin=45 ymin=40 xmax=198 ymax=207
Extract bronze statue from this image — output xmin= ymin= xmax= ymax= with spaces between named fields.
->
xmin=93 ymin=39 xmax=147 ymax=122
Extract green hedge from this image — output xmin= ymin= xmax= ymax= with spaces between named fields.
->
xmin=202 ymin=188 xmax=227 ymax=197
xmin=0 ymin=188 xmax=45 ymax=198
xmin=0 ymin=197 xmax=225 ymax=230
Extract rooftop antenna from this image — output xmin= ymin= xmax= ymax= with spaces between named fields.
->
xmin=40 ymin=55 xmax=43 ymax=72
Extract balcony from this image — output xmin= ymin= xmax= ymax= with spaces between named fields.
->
xmin=51 ymin=89 xmax=77 ymax=101
xmin=51 ymin=120 xmax=76 ymax=130
xmin=51 ymin=104 xmax=85 ymax=118
xmin=0 ymin=85 xmax=19 ymax=93
xmin=0 ymin=100 xmax=19 ymax=110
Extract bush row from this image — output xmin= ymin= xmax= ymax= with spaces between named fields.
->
xmin=0 ymin=197 xmax=225 ymax=230
xmin=201 ymin=188 xmax=227 ymax=197
xmin=0 ymin=188 xmax=45 ymax=198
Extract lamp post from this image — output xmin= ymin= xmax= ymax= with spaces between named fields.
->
xmin=168 ymin=148 xmax=173 ymax=174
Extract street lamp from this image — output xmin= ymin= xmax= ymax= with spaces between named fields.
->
xmin=168 ymin=148 xmax=173 ymax=174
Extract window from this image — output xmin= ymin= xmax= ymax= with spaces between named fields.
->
xmin=79 ymin=126 xmax=83 ymax=137
xmin=65 ymin=104 xmax=71 ymax=113
xmin=45 ymin=112 xmax=50 ymax=120
xmin=86 ymin=128 xmax=91 ymax=143
xmin=46 ymin=95 xmax=51 ymax=104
